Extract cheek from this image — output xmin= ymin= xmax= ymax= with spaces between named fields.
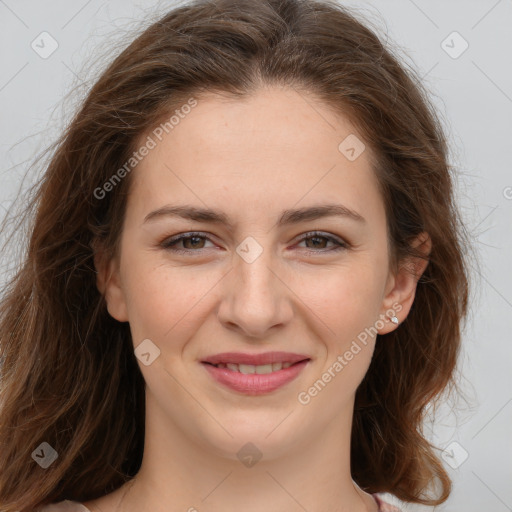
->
xmin=120 ymin=233 xmax=388 ymax=353
xmin=294 ymin=261 xmax=386 ymax=335
xmin=120 ymin=254 xmax=222 ymax=347
xmin=296 ymin=267 xmax=383 ymax=404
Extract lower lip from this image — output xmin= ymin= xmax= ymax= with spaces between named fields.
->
xmin=202 ymin=360 xmax=310 ymax=395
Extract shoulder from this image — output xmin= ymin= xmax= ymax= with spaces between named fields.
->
xmin=38 ymin=500 xmax=91 ymax=512
xmin=372 ymin=493 xmax=403 ymax=512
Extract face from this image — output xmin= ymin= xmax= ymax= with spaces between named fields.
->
xmin=98 ymin=86 xmax=425 ymax=461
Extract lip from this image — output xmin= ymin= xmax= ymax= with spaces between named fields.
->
xmin=201 ymin=352 xmax=311 ymax=395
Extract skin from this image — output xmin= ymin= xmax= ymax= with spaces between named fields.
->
xmin=88 ymin=85 xmax=431 ymax=512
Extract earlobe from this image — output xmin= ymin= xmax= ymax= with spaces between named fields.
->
xmin=378 ymin=231 xmax=431 ymax=334
xmin=93 ymin=244 xmax=129 ymax=323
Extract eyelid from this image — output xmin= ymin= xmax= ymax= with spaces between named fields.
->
xmin=160 ymin=231 xmax=216 ymax=250
xmin=295 ymin=230 xmax=348 ymax=247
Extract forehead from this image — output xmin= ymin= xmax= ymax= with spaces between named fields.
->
xmin=129 ymin=86 xmax=383 ymax=226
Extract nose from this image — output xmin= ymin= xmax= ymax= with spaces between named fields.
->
xmin=216 ymin=242 xmax=294 ymax=339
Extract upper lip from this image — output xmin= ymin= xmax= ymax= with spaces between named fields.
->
xmin=202 ymin=351 xmax=310 ymax=366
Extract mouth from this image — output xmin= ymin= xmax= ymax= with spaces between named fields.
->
xmin=200 ymin=352 xmax=311 ymax=395
xmin=203 ymin=360 xmax=307 ymax=374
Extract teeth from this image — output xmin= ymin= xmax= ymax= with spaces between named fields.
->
xmin=214 ymin=362 xmax=297 ymax=373
xmin=256 ymin=364 xmax=273 ymax=374
xmin=238 ymin=364 xmax=255 ymax=374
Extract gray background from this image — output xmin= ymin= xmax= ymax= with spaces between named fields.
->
xmin=1 ymin=0 xmax=511 ymax=511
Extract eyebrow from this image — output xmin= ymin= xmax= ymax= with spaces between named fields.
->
xmin=143 ymin=203 xmax=366 ymax=227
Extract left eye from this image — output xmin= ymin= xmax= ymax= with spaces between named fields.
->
xmin=160 ymin=231 xmax=347 ymax=254
xmin=296 ymin=232 xmax=347 ymax=252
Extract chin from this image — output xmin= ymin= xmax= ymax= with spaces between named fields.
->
xmin=193 ymin=412 xmax=306 ymax=463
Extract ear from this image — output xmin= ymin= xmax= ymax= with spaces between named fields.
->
xmin=377 ymin=231 xmax=431 ymax=334
xmin=92 ymin=239 xmax=129 ymax=323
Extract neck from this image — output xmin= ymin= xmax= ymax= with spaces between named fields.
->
xmin=115 ymin=392 xmax=377 ymax=512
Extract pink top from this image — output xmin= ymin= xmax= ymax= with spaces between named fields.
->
xmin=40 ymin=494 xmax=402 ymax=511
xmin=373 ymin=494 xmax=403 ymax=511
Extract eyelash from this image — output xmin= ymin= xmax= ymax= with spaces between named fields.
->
xmin=160 ymin=231 xmax=349 ymax=255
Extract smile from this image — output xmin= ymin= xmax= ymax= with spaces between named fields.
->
xmin=200 ymin=352 xmax=311 ymax=395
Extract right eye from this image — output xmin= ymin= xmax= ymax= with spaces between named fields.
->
xmin=160 ymin=232 xmax=216 ymax=254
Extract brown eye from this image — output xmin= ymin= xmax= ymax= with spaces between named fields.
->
xmin=296 ymin=232 xmax=348 ymax=253
xmin=161 ymin=232 xmax=215 ymax=254
xmin=181 ymin=236 xmax=206 ymax=249
xmin=304 ymin=235 xmax=329 ymax=249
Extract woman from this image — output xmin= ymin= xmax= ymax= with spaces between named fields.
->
xmin=0 ymin=0 xmax=471 ymax=511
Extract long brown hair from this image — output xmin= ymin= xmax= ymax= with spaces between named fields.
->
xmin=0 ymin=0 xmax=472 ymax=510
